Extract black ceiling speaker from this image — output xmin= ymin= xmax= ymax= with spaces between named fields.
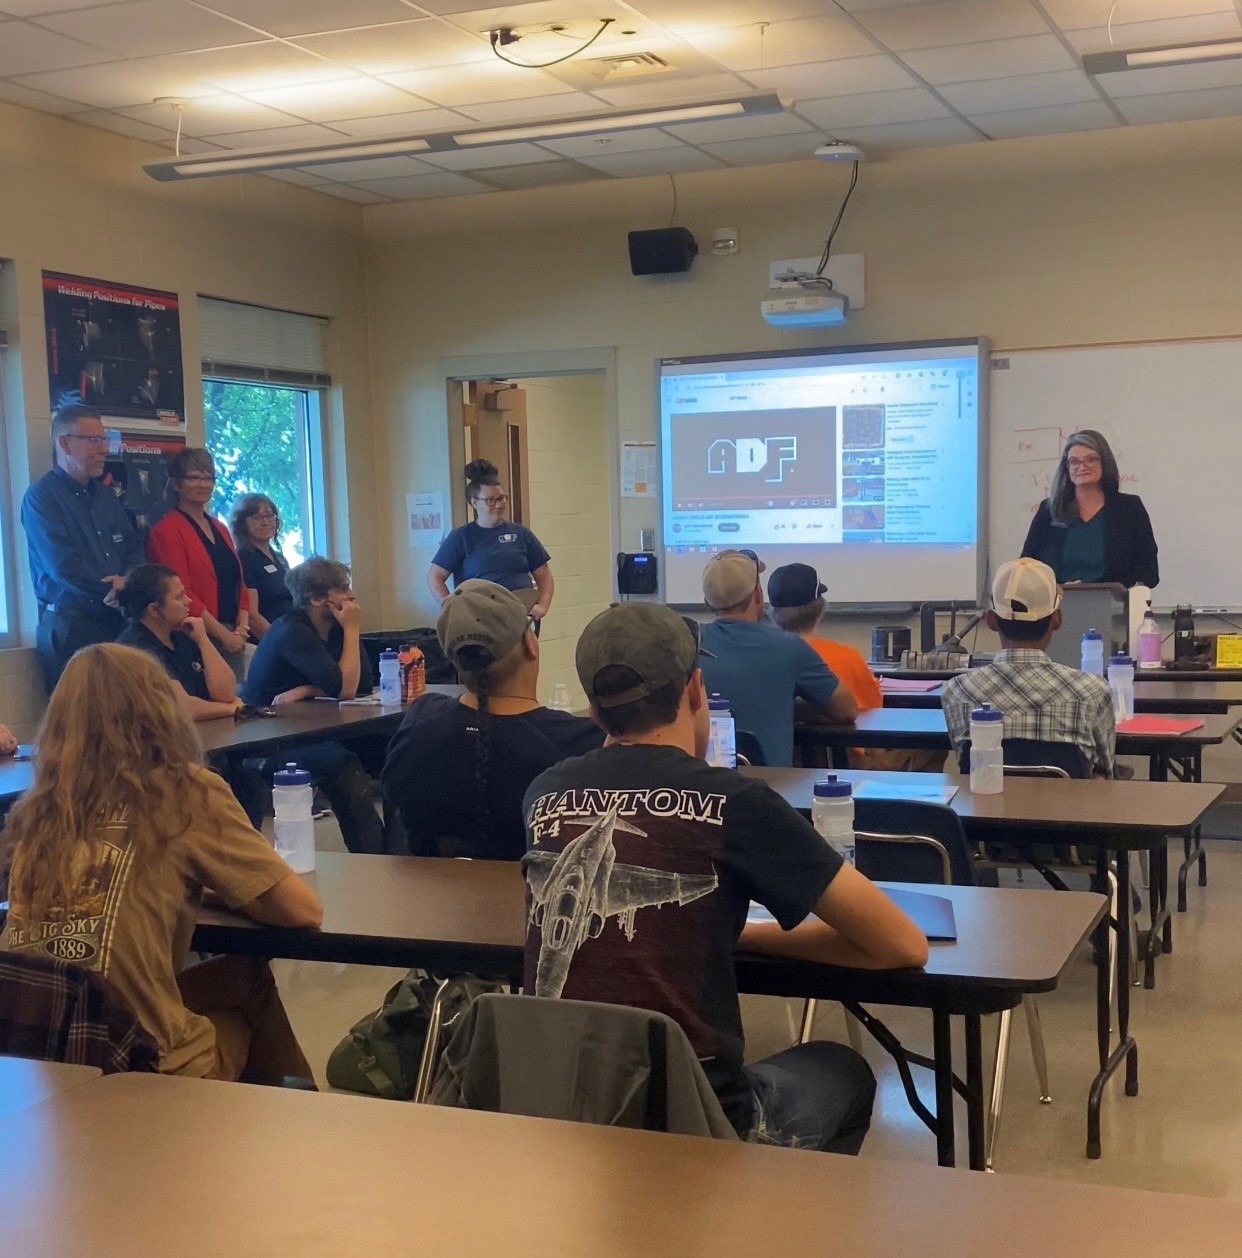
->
xmin=627 ymin=227 xmax=698 ymax=276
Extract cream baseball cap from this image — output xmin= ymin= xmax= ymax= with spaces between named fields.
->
xmin=992 ymin=558 xmax=1061 ymax=622
xmin=702 ymin=549 xmax=766 ymax=611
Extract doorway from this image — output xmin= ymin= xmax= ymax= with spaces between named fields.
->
xmin=449 ymin=372 xmax=612 ymax=708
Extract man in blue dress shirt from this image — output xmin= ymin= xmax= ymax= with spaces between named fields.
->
xmin=21 ymin=406 xmax=143 ymax=691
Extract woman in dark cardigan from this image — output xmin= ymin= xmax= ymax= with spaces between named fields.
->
xmin=1022 ymin=428 xmax=1158 ymax=589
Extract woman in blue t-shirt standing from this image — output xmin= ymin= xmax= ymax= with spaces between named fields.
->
xmin=427 ymin=459 xmax=555 ymax=621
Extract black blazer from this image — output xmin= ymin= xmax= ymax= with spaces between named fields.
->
xmin=1021 ymin=492 xmax=1159 ymax=589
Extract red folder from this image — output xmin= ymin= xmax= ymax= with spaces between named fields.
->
xmin=1115 ymin=716 xmax=1205 ymax=734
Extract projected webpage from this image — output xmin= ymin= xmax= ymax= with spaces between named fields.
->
xmin=659 ymin=341 xmax=983 ymax=605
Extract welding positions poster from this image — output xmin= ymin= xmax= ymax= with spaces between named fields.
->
xmin=42 ymin=271 xmax=185 ymax=429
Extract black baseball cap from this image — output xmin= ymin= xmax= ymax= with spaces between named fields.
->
xmin=767 ymin=563 xmax=827 ymax=608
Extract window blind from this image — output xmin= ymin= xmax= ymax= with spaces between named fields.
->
xmin=199 ymin=296 xmax=329 ymax=385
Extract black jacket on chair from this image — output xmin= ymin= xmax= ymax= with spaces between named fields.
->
xmin=1021 ymin=492 xmax=1159 ymax=589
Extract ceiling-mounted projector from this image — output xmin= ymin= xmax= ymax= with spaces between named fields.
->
xmin=761 ymin=290 xmax=849 ymax=327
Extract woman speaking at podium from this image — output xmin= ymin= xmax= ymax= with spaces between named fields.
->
xmin=1021 ymin=429 xmax=1159 ymax=588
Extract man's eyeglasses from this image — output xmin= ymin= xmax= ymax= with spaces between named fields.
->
xmin=1066 ymin=456 xmax=1101 ymax=471
xmin=680 ymin=615 xmax=715 ymax=661
xmin=67 ymin=433 xmax=111 ymax=448
xmin=477 ymin=494 xmax=508 ymax=508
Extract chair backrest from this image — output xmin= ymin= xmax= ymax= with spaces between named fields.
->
xmin=735 ymin=729 xmax=766 ymax=767
xmin=853 ymin=798 xmax=977 ymax=887
xmin=957 ymin=737 xmax=1091 ymax=780
xmin=0 ymin=952 xmax=158 ymax=1074
xmin=428 ymin=993 xmax=737 ymax=1140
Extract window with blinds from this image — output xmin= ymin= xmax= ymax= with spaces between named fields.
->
xmin=198 ymin=296 xmax=330 ymax=387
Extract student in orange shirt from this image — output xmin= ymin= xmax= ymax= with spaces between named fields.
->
xmin=767 ymin=564 xmax=882 ymax=711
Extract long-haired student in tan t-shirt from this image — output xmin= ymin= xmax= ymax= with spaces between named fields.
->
xmin=1 ymin=643 xmax=322 ymax=1082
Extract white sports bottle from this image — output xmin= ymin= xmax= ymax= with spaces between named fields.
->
xmin=812 ymin=776 xmax=855 ymax=867
xmin=969 ymin=703 xmax=1004 ymax=795
xmin=1081 ymin=628 xmax=1104 ymax=676
xmin=549 ymin=683 xmax=573 ymax=713
xmin=1137 ymin=602 xmax=1162 ymax=670
xmin=707 ymin=694 xmax=736 ymax=769
xmin=379 ymin=649 xmax=401 ymax=706
xmin=272 ymin=762 xmax=315 ymax=874
xmin=1109 ymin=654 xmax=1135 ymax=721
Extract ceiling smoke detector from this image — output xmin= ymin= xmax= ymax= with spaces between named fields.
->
xmin=815 ymin=141 xmax=866 ymax=162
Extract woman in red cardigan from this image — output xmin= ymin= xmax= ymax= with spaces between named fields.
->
xmin=146 ymin=448 xmax=249 ymax=680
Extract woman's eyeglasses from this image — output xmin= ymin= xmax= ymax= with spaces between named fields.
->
xmin=1066 ymin=456 xmax=1101 ymax=471
xmin=477 ymin=494 xmax=508 ymax=508
xmin=181 ymin=473 xmax=217 ymax=484
xmin=250 ymin=511 xmax=278 ymax=522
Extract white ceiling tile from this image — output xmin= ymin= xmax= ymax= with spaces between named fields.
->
xmin=201 ymin=122 xmax=352 ymax=147
xmin=901 ymin=34 xmax=1077 ymax=85
xmin=300 ymin=154 xmax=438 ymax=179
xmin=835 ymin=0 xmax=941 ymax=9
xmin=0 ymin=77 xmax=85 ymax=112
xmin=664 ymin=110 xmax=814 ymax=143
xmin=0 ymin=23 xmax=116 ymax=75
xmin=575 ymin=145 xmax=723 ymax=175
xmin=11 ymin=58 xmax=214 ymax=107
xmin=381 ymin=60 xmax=577 ymax=105
xmin=243 ymin=77 xmax=430 ymax=120
xmin=737 ymin=55 xmax=917 ymax=100
xmin=429 ymin=0 xmax=621 ymax=32
xmin=33 ymin=2 xmax=262 ymax=59
xmin=327 ymin=107 xmax=475 ymax=137
xmin=69 ymin=108 xmax=175 ymax=140
xmin=796 ymin=86 xmax=951 ymax=129
xmin=0 ymin=0 xmax=138 ymax=12
xmin=1116 ymin=82 xmax=1242 ymax=123
xmin=452 ymin=92 xmax=605 ymax=122
xmin=117 ymin=94 xmax=303 ymax=136
xmin=312 ymin=182 xmax=394 ymax=202
xmin=1039 ymin=1 xmax=1235 ymax=32
xmin=618 ymin=0 xmax=828 ymax=36
xmin=264 ymin=167 xmax=335 ymax=185
xmin=590 ymin=73 xmax=752 ymax=107
xmin=689 ymin=15 xmax=880 ymax=70
xmin=194 ymin=0 xmax=414 ymax=38
xmin=969 ymin=99 xmax=1120 ymax=139
xmin=351 ymin=171 xmax=494 ymax=197
xmin=538 ymin=126 xmax=686 ymax=157
xmin=855 ymin=0 xmax=1049 ymax=51
xmin=938 ymin=69 xmax=1101 ymax=114
xmin=828 ymin=116 xmax=980 ymax=150
xmin=420 ymin=141 xmax=558 ymax=168
xmin=1066 ymin=14 xmax=1242 ymax=55
xmin=290 ymin=20 xmax=492 ymax=73
xmin=701 ymin=131 xmax=831 ymax=164
xmin=1092 ymin=58 xmax=1242 ymax=97
xmin=475 ymin=160 xmax=600 ymax=187
xmin=173 ymin=135 xmax=224 ymax=153
xmin=142 ymin=42 xmax=358 ymax=93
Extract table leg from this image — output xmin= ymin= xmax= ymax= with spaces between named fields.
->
xmin=964 ymin=1013 xmax=986 ymax=1172
xmin=932 ymin=1008 xmax=956 ymax=1168
xmin=1143 ymin=840 xmax=1170 ymax=989
xmin=1160 ymin=842 xmax=1173 ymax=955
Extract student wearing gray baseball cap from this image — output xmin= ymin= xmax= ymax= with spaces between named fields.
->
xmin=521 ymin=600 xmax=927 ymax=1152
xmin=382 ymin=580 xmax=601 ymax=860
xmin=698 ymin=549 xmax=857 ymax=766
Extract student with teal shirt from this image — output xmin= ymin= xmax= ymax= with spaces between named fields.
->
xmin=698 ymin=550 xmax=858 ymax=767
xmin=1021 ymin=429 xmax=1159 ymax=589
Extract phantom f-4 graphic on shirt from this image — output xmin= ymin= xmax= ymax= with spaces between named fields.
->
xmin=3 ymin=809 xmax=135 ymax=971
xmin=525 ymin=808 xmax=718 ymax=999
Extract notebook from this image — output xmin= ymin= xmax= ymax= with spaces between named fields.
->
xmin=748 ymin=889 xmax=957 ymax=943
xmin=1115 ymin=716 xmax=1205 ymax=735
xmin=853 ymin=778 xmax=958 ymax=805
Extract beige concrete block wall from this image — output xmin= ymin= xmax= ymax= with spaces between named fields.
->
xmin=0 ymin=98 xmax=375 ymax=723
xmin=522 ymin=374 xmax=612 ymax=710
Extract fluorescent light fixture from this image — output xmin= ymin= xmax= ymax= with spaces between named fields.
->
xmin=143 ymin=93 xmax=788 ymax=183
xmin=1083 ymin=37 xmax=1242 ymax=74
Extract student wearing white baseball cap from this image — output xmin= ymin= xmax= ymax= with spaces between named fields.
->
xmin=941 ymin=558 xmax=1115 ymax=777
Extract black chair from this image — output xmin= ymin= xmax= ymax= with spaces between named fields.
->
xmin=735 ymin=729 xmax=766 ymax=767
xmin=957 ymin=737 xmax=1090 ymax=779
xmin=799 ymin=798 xmax=1050 ymax=1172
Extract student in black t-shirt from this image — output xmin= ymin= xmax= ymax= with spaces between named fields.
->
xmin=117 ymin=563 xmax=245 ymax=722
xmin=522 ymin=602 xmax=927 ymax=1152
xmin=241 ymin=556 xmax=386 ymax=854
xmin=382 ymin=580 xmax=601 ymax=860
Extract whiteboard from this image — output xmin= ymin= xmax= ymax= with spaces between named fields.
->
xmin=989 ymin=339 xmax=1242 ymax=610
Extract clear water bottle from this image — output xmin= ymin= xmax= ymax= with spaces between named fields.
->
xmin=1109 ymin=654 xmax=1135 ymax=721
xmin=1138 ymin=602 xmax=1162 ymax=670
xmin=549 ymin=683 xmax=574 ymax=713
xmin=379 ymin=648 xmax=401 ymax=706
xmin=272 ymin=762 xmax=315 ymax=874
xmin=969 ymin=703 xmax=1004 ymax=795
xmin=1081 ymin=628 xmax=1104 ymax=676
xmin=707 ymin=694 xmax=736 ymax=768
xmin=812 ymin=776 xmax=855 ymax=867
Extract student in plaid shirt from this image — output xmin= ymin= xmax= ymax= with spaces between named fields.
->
xmin=942 ymin=558 xmax=1115 ymax=778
